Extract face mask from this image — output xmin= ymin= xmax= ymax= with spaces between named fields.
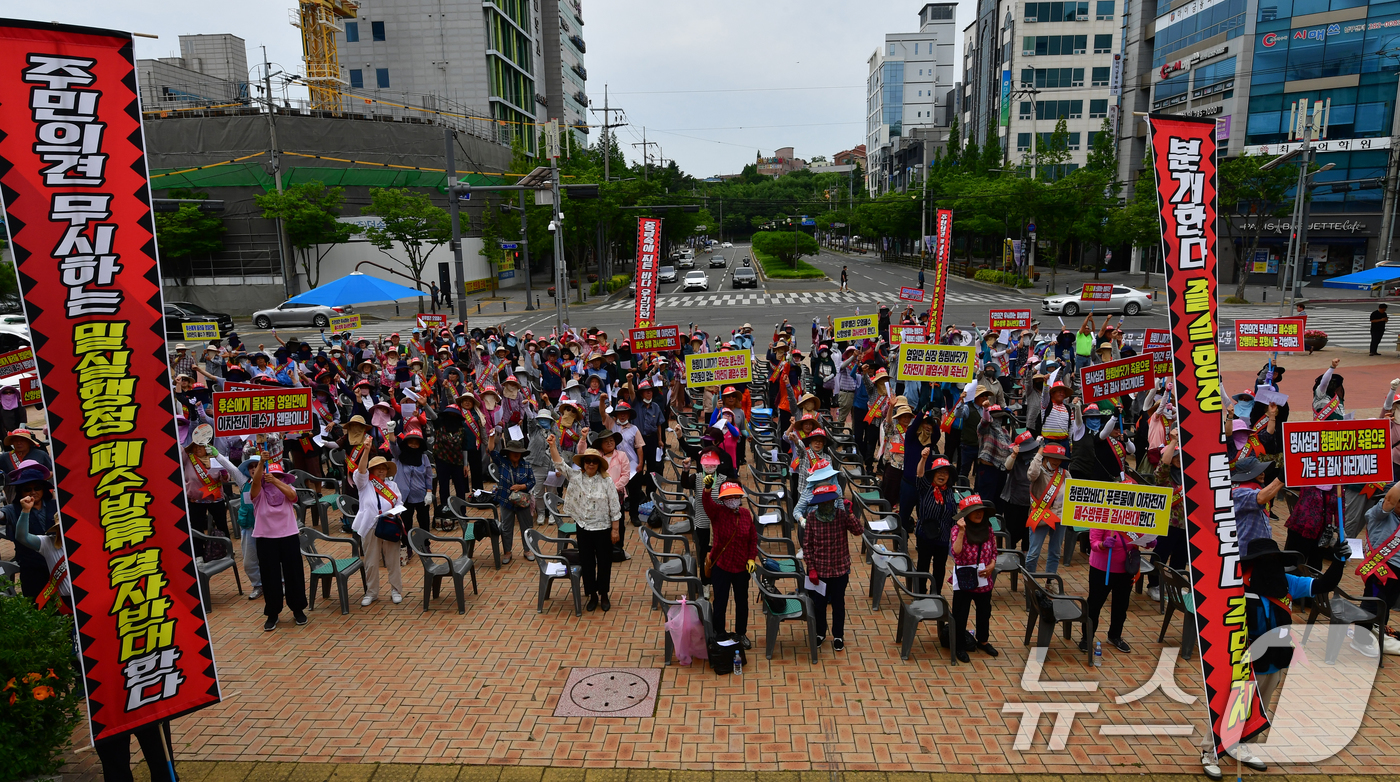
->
xmin=815 ymin=503 xmax=837 ymax=522
xmin=1234 ymin=401 xmax=1253 ymax=418
xmin=722 ymin=497 xmax=742 ymax=511
xmin=1086 ymin=417 xmax=1102 ymax=433
xmin=0 ymin=392 xmax=17 ymax=411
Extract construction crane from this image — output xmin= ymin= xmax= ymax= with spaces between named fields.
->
xmin=291 ymin=0 xmax=358 ymax=112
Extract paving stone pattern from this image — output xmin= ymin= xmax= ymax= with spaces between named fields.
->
xmin=56 ymin=479 xmax=1399 ymax=778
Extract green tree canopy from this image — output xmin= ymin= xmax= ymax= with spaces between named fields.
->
xmin=751 ymin=230 xmax=819 ymax=268
xmin=255 ymin=181 xmax=355 ymax=288
xmin=361 ymin=188 xmax=453 ymax=303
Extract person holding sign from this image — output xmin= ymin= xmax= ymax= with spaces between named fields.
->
xmin=182 ymin=435 xmax=241 ymax=559
xmin=352 ymin=455 xmax=406 ymax=606
xmin=1231 ymin=456 xmax=1285 ymax=556
xmin=1312 ymin=358 xmax=1347 ymax=420
xmin=1080 ymin=528 xmax=1154 ymax=654
xmin=800 ymin=483 xmax=863 ymax=652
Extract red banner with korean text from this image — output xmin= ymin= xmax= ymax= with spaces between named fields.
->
xmin=0 ymin=21 xmax=220 ymax=740
xmin=928 ymin=209 xmax=952 ymax=338
xmin=1282 ymin=419 xmax=1393 ymax=488
xmin=633 ymin=217 xmax=662 ymax=327
xmin=0 ymin=346 xmax=37 ymax=378
xmin=1148 ymin=113 xmax=1268 ymax=754
xmin=1143 ymin=327 xmax=1174 ymax=377
xmin=628 ymin=325 xmax=682 ymax=353
xmin=1234 ymin=318 xmax=1305 ymax=352
xmin=211 ymin=387 xmax=314 ymax=437
xmin=20 ymin=373 xmax=41 ymax=405
xmin=988 ymin=309 xmax=1032 ymax=330
xmin=1081 ymin=282 xmax=1113 ymax=301
xmin=898 ymin=286 xmax=924 ymax=302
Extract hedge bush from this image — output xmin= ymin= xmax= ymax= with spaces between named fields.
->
xmin=974 ymin=269 xmax=1035 ymax=288
xmin=0 ymin=581 xmax=84 ymax=780
xmin=751 ymin=247 xmax=825 ymax=279
xmin=589 ymin=274 xmax=631 ymax=295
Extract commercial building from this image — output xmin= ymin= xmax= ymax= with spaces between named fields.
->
xmin=756 ymin=147 xmax=808 ymax=177
xmin=338 ymin=0 xmax=586 ymax=152
xmin=834 ymin=145 xmax=868 ymax=167
xmin=1131 ymin=0 xmax=1400 ymax=278
xmin=137 ymin=34 xmax=250 ymax=111
xmin=959 ymin=0 xmax=1125 ymax=178
xmin=866 ymin=3 xmax=959 ymax=194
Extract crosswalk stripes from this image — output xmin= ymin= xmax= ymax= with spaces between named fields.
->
xmin=1220 ymin=306 xmax=1376 ymax=352
xmin=598 ymin=289 xmax=1029 ymax=310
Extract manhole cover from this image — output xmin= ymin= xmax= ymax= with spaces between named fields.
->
xmin=553 ymin=667 xmax=661 ymax=718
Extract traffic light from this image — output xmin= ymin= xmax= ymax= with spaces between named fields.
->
xmin=563 ymin=184 xmax=600 ymax=199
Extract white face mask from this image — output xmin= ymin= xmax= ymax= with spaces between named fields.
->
xmin=722 ymin=497 xmax=743 ymax=511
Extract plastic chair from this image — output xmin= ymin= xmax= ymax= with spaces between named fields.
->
xmin=446 ymin=496 xmax=503 ymax=569
xmin=0 ymin=560 xmax=21 ymax=596
xmin=1301 ymin=562 xmax=1389 ymax=668
xmin=1019 ymin=565 xmax=1091 ymax=664
xmin=752 ymin=567 xmax=819 ymax=662
xmin=864 ymin=532 xmax=911 ymax=610
xmin=887 ymin=559 xmax=953 ymax=663
xmin=640 ymin=527 xmax=698 ymax=609
xmin=407 ymin=527 xmax=478 ymax=614
xmin=1157 ymin=565 xmax=1199 ymax=660
xmin=299 ymin=528 xmax=365 ymax=615
xmin=523 ymin=528 xmax=583 ymax=616
xmin=647 ymin=570 xmax=715 ymax=665
xmin=190 ymin=529 xmax=242 ymax=610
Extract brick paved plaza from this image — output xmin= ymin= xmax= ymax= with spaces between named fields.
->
xmin=54 ymin=491 xmax=1400 ymax=780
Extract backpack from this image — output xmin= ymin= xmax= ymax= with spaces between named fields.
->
xmin=203 ymin=530 xmax=231 ymax=561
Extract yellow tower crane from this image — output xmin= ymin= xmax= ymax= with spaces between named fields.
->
xmin=292 ymin=0 xmax=358 ymax=112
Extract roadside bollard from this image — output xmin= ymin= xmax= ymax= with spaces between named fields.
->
xmin=477 ymin=302 xmax=482 ymax=314
xmin=503 ymin=301 xmax=507 ymax=312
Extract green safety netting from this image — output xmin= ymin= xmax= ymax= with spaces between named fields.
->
xmin=148 ymin=163 xmax=505 ymax=192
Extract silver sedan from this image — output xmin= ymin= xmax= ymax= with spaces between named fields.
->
xmin=1041 ymin=285 xmax=1155 ymax=316
xmin=251 ymin=300 xmax=352 ymax=329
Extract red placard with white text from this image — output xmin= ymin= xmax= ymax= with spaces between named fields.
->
xmin=19 ymin=374 xmax=41 ymax=406
xmin=0 ymin=346 xmax=36 ymax=379
xmin=890 ymin=325 xmax=928 ymax=346
xmin=1081 ymin=282 xmax=1114 ymax=301
xmin=1148 ymin=113 xmax=1268 ymax=753
xmin=1282 ymin=419 xmax=1393 ymax=488
xmin=634 ymin=217 xmax=662 ymax=327
xmin=628 ymin=325 xmax=682 ymax=353
xmin=1143 ymin=328 xmax=1172 ymax=351
xmin=0 ymin=19 xmax=222 ymax=741
xmin=989 ymin=309 xmax=1032 ymax=330
xmin=899 ymin=286 xmax=925 ymax=303
xmin=211 ymin=387 xmax=314 ymax=437
xmin=416 ymin=313 xmax=447 ymax=330
xmin=1079 ymin=354 xmax=1154 ymax=404
xmin=1234 ymin=318 xmax=1305 ymax=352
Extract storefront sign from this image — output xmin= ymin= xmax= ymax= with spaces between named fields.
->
xmin=1081 ymin=282 xmax=1114 ymax=301
xmin=634 ymin=217 xmax=663 ymax=327
xmin=329 ymin=313 xmax=361 ymax=332
xmin=1245 ymin=136 xmax=1392 ymax=156
xmin=1282 ymin=419 xmax=1393 ymax=487
xmin=894 ymin=344 xmax=976 ymax=383
xmin=832 ymin=314 xmax=878 ymax=341
xmin=1148 ymin=113 xmax=1269 ymax=753
xmin=1233 ymin=318 xmax=1304 ymax=351
xmin=899 ymin=286 xmax=925 ymax=302
xmin=989 ymin=309 xmax=1032 ymax=330
xmin=685 ymin=349 xmax=752 ymax=387
xmin=0 ymin=19 xmax=221 ymax=741
xmin=0 ymin=346 xmax=36 ymax=379
xmin=180 ymin=321 xmax=220 ymax=341
xmin=1063 ymin=478 xmax=1173 ymax=535
xmin=628 ymin=325 xmax=682 ymax=353
xmin=212 ymin=387 xmax=313 ymax=437
xmin=1079 ymin=354 xmax=1154 ymax=404
xmin=1226 ymin=214 xmax=1377 ymax=237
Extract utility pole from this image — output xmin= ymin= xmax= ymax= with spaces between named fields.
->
xmin=519 ymin=189 xmax=533 ymax=310
xmin=547 ymin=120 xmax=569 ymax=332
xmin=260 ymin=46 xmax=294 ymax=299
xmin=589 ymin=84 xmax=627 ymax=182
xmin=445 ymin=127 xmax=469 ymax=321
xmin=633 ymin=127 xmax=658 ymax=181
xmin=1377 ymin=51 xmax=1400 ymax=266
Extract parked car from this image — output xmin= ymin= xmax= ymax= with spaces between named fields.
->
xmin=164 ymin=301 xmax=235 ymax=339
xmin=731 ymin=266 xmax=758 ymax=289
xmin=1041 ymin=285 xmax=1154 ymax=316
xmin=251 ymin=300 xmax=353 ymax=329
xmin=682 ymin=270 xmax=710 ymax=291
xmin=676 ymin=255 xmax=695 ymax=269
xmin=658 ymin=265 xmax=678 ymax=283
xmin=709 ymin=254 xmax=727 ymax=268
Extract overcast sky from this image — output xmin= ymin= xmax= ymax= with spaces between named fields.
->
xmin=57 ymin=0 xmax=972 ymax=177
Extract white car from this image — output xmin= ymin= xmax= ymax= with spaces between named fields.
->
xmin=1041 ymin=285 xmax=1155 ymax=316
xmin=722 ymin=242 xmax=733 ymax=248
xmin=682 ymin=270 xmax=710 ymax=291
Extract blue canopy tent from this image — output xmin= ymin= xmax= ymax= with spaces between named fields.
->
xmin=285 ymin=272 xmax=426 ymax=306
xmin=1322 ymin=267 xmax=1400 ymax=291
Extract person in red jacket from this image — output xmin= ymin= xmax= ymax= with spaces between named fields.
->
xmin=801 ymin=483 xmax=863 ymax=651
xmin=702 ymin=479 xmax=760 ymax=649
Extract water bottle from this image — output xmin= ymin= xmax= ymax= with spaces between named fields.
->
xmin=1094 ymin=641 xmax=1103 ymax=667
xmin=733 ymin=650 xmax=743 ymax=676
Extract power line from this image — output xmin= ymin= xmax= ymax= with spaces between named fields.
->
xmin=611 ymin=85 xmax=864 ymax=95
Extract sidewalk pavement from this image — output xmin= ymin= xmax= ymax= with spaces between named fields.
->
xmin=349 ymin=273 xmax=616 ymax=323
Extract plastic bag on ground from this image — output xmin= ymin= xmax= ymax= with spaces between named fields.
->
xmin=665 ymin=597 xmax=708 ymax=665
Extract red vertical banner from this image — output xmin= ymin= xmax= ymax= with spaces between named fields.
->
xmin=0 ymin=20 xmax=220 ymax=740
xmin=633 ymin=217 xmax=662 ymax=327
xmin=1148 ymin=114 xmax=1268 ymax=754
xmin=927 ymin=209 xmax=952 ymax=339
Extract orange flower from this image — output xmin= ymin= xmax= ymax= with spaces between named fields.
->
xmin=3 ymin=678 xmax=14 ymax=691
xmin=31 ymin=686 xmax=55 ymax=701
xmin=6 ymin=693 xmax=13 ymax=706
xmin=21 ymin=672 xmax=41 ymax=684
xmin=46 ymin=669 xmax=58 ymax=680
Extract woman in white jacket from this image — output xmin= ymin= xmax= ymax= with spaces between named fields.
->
xmin=352 ymin=455 xmax=405 ymax=606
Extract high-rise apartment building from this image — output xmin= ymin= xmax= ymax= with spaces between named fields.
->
xmin=866 ymin=3 xmax=959 ymax=194
xmin=961 ymin=0 xmax=1124 ymax=177
xmin=339 ymin=0 xmax=587 ymax=153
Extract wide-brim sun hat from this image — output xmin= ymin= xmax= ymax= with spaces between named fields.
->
xmin=953 ymin=493 xmax=992 ymax=521
xmin=366 ymin=456 xmax=397 ymax=477
xmin=1231 ymin=456 xmax=1268 ymax=483
xmin=573 ymin=449 xmax=609 ymax=473
xmin=806 ymin=463 xmax=839 ymax=484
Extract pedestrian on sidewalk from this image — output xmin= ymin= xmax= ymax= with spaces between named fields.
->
xmin=918 ymin=267 xmax=925 ymax=290
xmin=840 ymin=265 xmax=849 ymax=292
xmin=1371 ymin=302 xmax=1389 ymax=355
xmin=429 ymin=281 xmax=440 ymax=314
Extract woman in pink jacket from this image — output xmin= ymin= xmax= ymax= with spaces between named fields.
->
xmin=1081 ymin=527 xmax=1154 ymax=653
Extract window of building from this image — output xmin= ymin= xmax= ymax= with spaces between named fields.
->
xmin=376 ymin=68 xmax=390 ymax=88
xmin=349 ymin=69 xmax=363 ymax=88
xmin=1020 ymin=67 xmax=1085 ymax=88
xmin=1024 ymin=1 xmax=1090 ymax=21
xmin=1067 ymin=132 xmax=1082 ymax=150
xmin=1092 ymin=66 xmax=1110 ymax=86
xmin=1089 ymin=98 xmax=1108 ymax=117
xmin=1152 ymin=0 xmax=1245 ymax=66
xmin=1023 ymin=34 xmax=1088 ymax=55
xmin=1152 ymin=73 xmax=1188 ymax=108
xmin=1020 ymin=101 xmax=1033 ymax=119
xmin=371 ymin=21 xmax=386 ymax=41
xmin=1096 ymin=0 xmax=1115 ymax=18
xmin=1094 ymin=34 xmax=1113 ymax=53
xmin=1088 ymin=130 xmax=1099 ymax=146
xmin=1017 ymin=132 xmax=1032 ymax=149
xmin=345 ymin=21 xmax=359 ymax=42
xmin=890 ymin=44 xmax=896 ymax=54
xmin=1192 ymin=56 xmax=1236 ymax=97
